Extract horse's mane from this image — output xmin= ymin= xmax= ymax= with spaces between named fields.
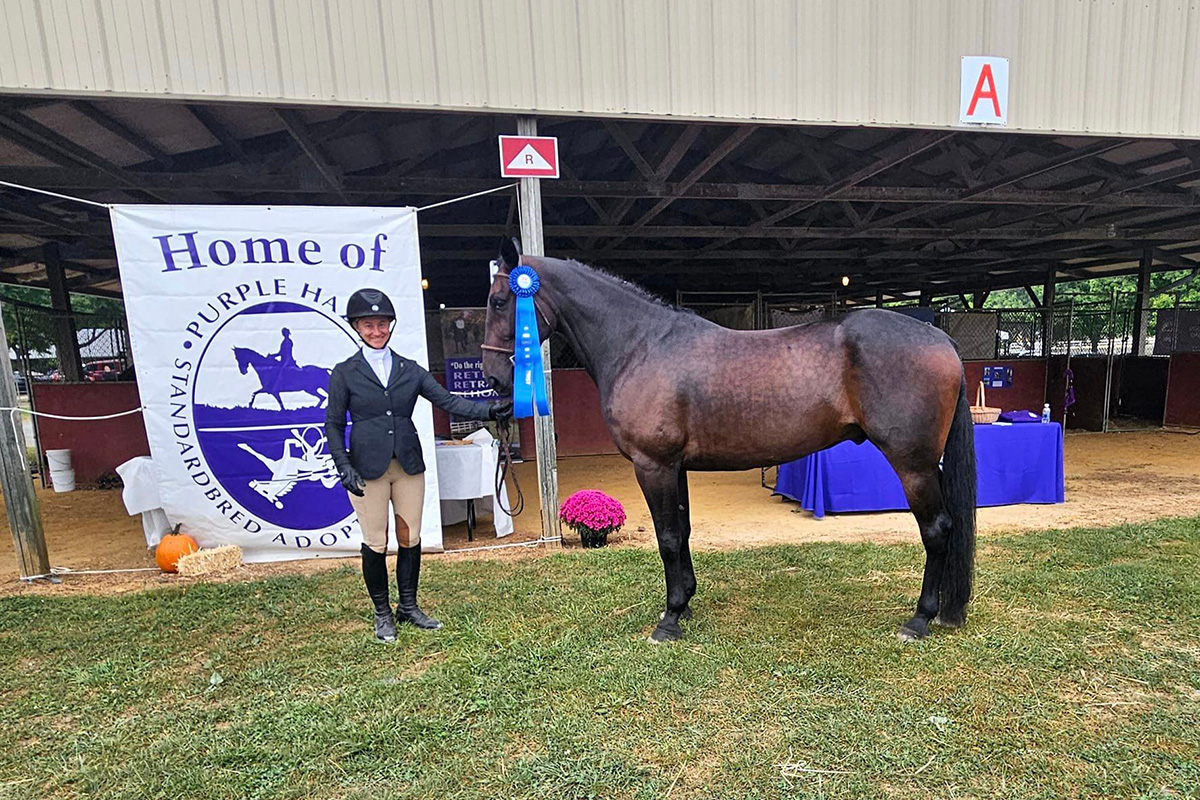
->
xmin=556 ymin=258 xmax=696 ymax=317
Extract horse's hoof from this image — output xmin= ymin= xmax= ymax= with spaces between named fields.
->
xmin=648 ymin=623 xmax=683 ymax=644
xmin=659 ymin=606 xmax=693 ymax=622
xmin=933 ymin=612 xmax=966 ymax=629
xmin=897 ymin=618 xmax=929 ymax=643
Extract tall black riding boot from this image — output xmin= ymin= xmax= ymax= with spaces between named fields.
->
xmin=361 ymin=544 xmax=397 ymax=643
xmin=395 ymin=544 xmax=442 ymax=630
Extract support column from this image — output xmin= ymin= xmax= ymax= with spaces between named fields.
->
xmin=0 ymin=297 xmax=50 ymax=579
xmin=44 ymin=243 xmax=82 ymax=382
xmin=972 ymin=291 xmax=989 ymax=310
xmin=516 ymin=117 xmax=561 ymax=545
xmin=918 ymin=287 xmax=932 ymax=308
xmin=1133 ymin=249 xmax=1152 ymax=356
xmin=1042 ymin=267 xmax=1056 ymax=358
xmin=875 ymin=290 xmax=884 ymax=308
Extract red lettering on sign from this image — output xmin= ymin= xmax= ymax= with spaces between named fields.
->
xmin=966 ymin=63 xmax=1001 ymax=118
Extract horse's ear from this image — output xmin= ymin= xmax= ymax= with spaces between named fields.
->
xmin=499 ymin=237 xmax=521 ymax=271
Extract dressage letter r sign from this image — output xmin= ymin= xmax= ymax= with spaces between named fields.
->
xmin=499 ymin=135 xmax=560 ymax=179
xmin=960 ymin=56 xmax=1009 ymax=126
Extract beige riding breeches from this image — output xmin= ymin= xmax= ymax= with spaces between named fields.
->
xmin=350 ymin=459 xmax=425 ymax=553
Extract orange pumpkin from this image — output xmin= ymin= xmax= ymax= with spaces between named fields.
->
xmin=156 ymin=526 xmax=199 ymax=573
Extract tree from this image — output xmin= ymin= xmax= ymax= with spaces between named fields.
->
xmin=0 ymin=287 xmax=125 ymax=367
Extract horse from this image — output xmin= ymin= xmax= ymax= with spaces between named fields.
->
xmin=232 ymin=347 xmax=331 ymax=410
xmin=482 ymin=239 xmax=976 ymax=645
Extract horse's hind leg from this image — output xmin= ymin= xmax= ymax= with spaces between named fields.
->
xmin=634 ymin=460 xmax=695 ymax=643
xmin=892 ymin=464 xmax=952 ymax=642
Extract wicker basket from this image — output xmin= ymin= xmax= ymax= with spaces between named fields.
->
xmin=970 ymin=381 xmax=1001 ymax=424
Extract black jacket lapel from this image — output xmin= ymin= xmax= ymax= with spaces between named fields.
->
xmin=385 ymin=351 xmax=406 ymax=389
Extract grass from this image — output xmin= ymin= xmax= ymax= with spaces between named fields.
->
xmin=1 ymin=518 xmax=1198 ymax=800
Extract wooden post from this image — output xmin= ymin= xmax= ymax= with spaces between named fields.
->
xmin=0 ymin=297 xmax=50 ymax=579
xmin=875 ymin=290 xmax=884 ymax=308
xmin=1132 ymin=249 xmax=1152 ymax=356
xmin=44 ymin=243 xmax=83 ymax=382
xmin=516 ymin=117 xmax=562 ymax=545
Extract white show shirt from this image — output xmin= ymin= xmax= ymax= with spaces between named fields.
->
xmin=361 ymin=345 xmax=393 ymax=386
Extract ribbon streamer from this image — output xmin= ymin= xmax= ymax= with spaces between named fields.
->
xmin=509 ymin=266 xmax=550 ymax=418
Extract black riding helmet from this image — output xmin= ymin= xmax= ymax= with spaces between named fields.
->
xmin=346 ymin=288 xmax=396 ymax=321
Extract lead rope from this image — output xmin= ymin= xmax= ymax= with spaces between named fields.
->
xmin=494 ymin=417 xmax=525 ymax=517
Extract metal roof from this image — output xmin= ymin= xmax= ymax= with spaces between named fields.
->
xmin=1 ymin=96 xmax=1199 ymax=307
xmin=5 ymin=0 xmax=1200 ymax=140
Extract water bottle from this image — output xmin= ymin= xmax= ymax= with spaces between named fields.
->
xmin=1042 ymin=403 xmax=1051 ymax=424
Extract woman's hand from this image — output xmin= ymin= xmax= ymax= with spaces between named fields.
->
xmin=339 ymin=465 xmax=366 ymax=497
xmin=489 ymin=400 xmax=513 ymax=421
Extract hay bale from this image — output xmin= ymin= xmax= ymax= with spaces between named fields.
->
xmin=176 ymin=545 xmax=243 ymax=577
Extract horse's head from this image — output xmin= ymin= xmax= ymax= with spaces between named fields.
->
xmin=232 ymin=347 xmax=250 ymax=374
xmin=482 ymin=237 xmax=557 ymax=397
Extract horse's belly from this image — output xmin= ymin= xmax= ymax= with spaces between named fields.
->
xmin=680 ymin=399 xmax=850 ymax=471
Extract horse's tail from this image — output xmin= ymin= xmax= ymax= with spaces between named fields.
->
xmin=938 ymin=376 xmax=977 ymax=626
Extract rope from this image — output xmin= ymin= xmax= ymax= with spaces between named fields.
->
xmin=0 ymin=178 xmax=515 ymax=214
xmin=1 ymin=405 xmax=144 ymax=447
xmin=445 ymin=535 xmax=561 ymax=554
xmin=0 ymin=180 xmax=111 ymax=209
xmin=416 ymin=184 xmax=517 ymax=212
xmin=17 ymin=565 xmax=160 ymax=582
xmin=0 ymin=406 xmax=144 ymax=421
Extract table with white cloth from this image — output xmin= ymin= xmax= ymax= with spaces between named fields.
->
xmin=115 ymin=456 xmax=173 ymax=547
xmin=434 ymin=429 xmax=514 ymax=539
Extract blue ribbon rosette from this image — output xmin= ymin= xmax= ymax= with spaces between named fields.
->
xmin=509 ymin=265 xmax=550 ymax=418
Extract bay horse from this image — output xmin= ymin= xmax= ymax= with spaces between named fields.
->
xmin=481 ymin=240 xmax=976 ymax=644
xmin=232 ymin=347 xmax=331 ymax=410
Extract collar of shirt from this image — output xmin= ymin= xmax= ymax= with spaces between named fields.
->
xmin=361 ymin=346 xmax=393 ymax=386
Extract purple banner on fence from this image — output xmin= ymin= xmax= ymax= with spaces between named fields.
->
xmin=445 ymin=357 xmax=496 ymax=399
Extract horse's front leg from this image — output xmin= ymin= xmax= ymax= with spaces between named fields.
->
xmin=634 ymin=460 xmax=695 ymax=644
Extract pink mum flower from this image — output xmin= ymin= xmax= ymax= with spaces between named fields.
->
xmin=558 ymin=490 xmax=626 ymax=536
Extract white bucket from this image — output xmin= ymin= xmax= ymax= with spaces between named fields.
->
xmin=46 ymin=449 xmax=72 ymax=471
xmin=51 ymin=468 xmax=75 ymax=493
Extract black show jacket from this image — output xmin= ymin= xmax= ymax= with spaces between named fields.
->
xmin=325 ymin=349 xmax=492 ymax=479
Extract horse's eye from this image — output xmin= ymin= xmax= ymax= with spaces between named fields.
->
xmin=490 ymin=296 xmax=507 ymax=310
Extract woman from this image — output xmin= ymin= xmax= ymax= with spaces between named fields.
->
xmin=326 ymin=288 xmax=510 ymax=642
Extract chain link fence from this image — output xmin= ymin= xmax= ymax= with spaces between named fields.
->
xmin=2 ymin=294 xmax=130 ymax=391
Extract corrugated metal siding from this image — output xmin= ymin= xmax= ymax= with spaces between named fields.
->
xmin=4 ymin=0 xmax=1200 ymax=138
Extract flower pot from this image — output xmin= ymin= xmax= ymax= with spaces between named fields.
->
xmin=578 ymin=528 xmax=609 ymax=549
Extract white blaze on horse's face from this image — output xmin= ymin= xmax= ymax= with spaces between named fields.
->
xmin=353 ymin=315 xmax=393 ymax=350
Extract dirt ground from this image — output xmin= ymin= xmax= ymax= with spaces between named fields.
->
xmin=2 ymin=430 xmax=1198 ymax=595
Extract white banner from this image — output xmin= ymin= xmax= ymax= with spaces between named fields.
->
xmin=111 ymin=205 xmax=442 ymax=561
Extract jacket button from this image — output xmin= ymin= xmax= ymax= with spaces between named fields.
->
xmin=388 ymin=430 xmax=393 ymax=435
xmin=386 ymin=410 xmax=392 ymax=416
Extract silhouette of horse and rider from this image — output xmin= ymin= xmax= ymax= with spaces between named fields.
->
xmin=233 ymin=328 xmax=331 ymax=410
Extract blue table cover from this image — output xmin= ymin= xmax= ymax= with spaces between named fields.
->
xmin=774 ymin=423 xmax=1065 ymax=518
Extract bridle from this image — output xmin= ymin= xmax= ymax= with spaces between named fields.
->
xmin=479 ymin=267 xmax=553 ymax=519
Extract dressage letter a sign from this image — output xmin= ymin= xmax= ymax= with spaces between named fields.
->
xmin=960 ymin=56 xmax=1009 ymax=126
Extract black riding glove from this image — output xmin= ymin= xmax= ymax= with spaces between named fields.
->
xmin=489 ymin=400 xmax=513 ymax=421
xmin=339 ymin=464 xmax=366 ymax=497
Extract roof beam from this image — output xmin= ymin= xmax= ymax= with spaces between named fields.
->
xmin=602 ymin=126 xmax=758 ymax=248
xmin=186 ymin=104 xmax=250 ymax=166
xmin=3 ymin=167 xmax=1197 ymax=207
xmin=275 ymin=109 xmax=346 ymax=199
xmin=68 ymin=101 xmax=174 ymax=169
xmin=603 ymin=121 xmax=656 ymax=180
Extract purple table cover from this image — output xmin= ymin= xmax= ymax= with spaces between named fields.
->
xmin=775 ymin=422 xmax=1065 ymax=518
